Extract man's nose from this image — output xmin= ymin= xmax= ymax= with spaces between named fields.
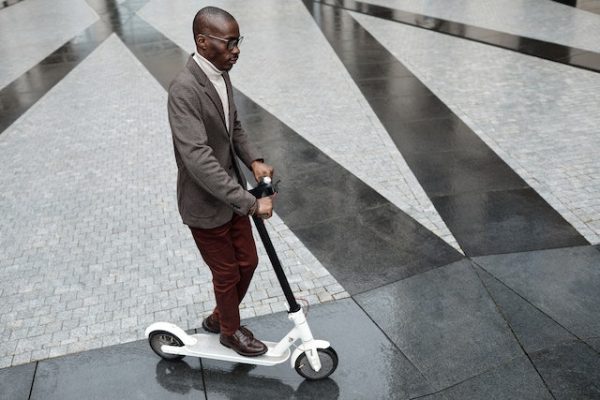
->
xmin=231 ymin=45 xmax=240 ymax=55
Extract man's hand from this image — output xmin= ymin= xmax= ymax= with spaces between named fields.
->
xmin=251 ymin=160 xmax=274 ymax=182
xmin=256 ymin=196 xmax=273 ymax=219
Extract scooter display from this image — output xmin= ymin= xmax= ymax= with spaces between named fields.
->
xmin=145 ymin=177 xmax=338 ymax=380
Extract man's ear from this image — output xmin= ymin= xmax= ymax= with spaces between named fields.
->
xmin=195 ymin=35 xmax=206 ymax=49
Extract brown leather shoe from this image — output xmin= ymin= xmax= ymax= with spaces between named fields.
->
xmin=202 ymin=314 xmax=220 ymax=334
xmin=202 ymin=314 xmax=254 ymax=338
xmin=220 ymin=329 xmax=267 ymax=357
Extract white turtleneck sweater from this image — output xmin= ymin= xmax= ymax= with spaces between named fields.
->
xmin=193 ymin=52 xmax=230 ymax=131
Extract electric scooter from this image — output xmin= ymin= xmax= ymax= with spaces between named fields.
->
xmin=145 ymin=177 xmax=338 ymax=380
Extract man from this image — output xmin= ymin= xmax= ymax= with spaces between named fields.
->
xmin=167 ymin=6 xmax=273 ymax=357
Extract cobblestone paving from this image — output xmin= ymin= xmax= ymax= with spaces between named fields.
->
xmin=0 ymin=35 xmax=348 ymax=368
xmin=0 ymin=0 xmax=98 ymax=90
xmin=352 ymin=12 xmax=600 ymax=245
xmin=362 ymin=0 xmax=600 ymax=54
xmin=138 ymin=0 xmax=463 ymax=252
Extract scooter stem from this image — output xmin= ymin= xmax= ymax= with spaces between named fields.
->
xmin=252 ymin=216 xmax=301 ymax=313
xmin=249 ymin=177 xmax=301 ymax=313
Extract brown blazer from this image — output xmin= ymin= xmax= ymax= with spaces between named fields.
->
xmin=168 ymin=56 xmax=261 ymax=229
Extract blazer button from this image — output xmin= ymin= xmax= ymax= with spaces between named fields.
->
xmin=228 ymin=165 xmax=233 ymax=170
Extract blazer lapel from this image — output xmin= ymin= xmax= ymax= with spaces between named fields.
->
xmin=186 ymin=56 xmax=228 ymax=134
xmin=223 ymin=72 xmax=235 ymax=136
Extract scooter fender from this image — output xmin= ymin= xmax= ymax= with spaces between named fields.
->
xmin=290 ymin=340 xmax=331 ymax=368
xmin=144 ymin=322 xmax=197 ymax=346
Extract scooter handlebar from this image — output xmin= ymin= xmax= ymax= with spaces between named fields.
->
xmin=249 ymin=176 xmax=277 ymax=199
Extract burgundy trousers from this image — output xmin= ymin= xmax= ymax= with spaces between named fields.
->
xmin=190 ymin=214 xmax=258 ymax=336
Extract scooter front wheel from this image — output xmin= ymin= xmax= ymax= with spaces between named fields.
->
xmin=294 ymin=347 xmax=338 ymax=380
xmin=148 ymin=330 xmax=184 ymax=360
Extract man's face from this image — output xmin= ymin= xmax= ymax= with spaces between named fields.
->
xmin=197 ymin=19 xmax=241 ymax=71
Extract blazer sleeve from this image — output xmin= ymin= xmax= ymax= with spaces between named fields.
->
xmin=168 ymin=81 xmax=256 ymax=215
xmin=231 ymin=105 xmax=262 ymax=169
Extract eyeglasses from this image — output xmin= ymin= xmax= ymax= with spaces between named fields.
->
xmin=198 ymin=33 xmax=244 ymax=51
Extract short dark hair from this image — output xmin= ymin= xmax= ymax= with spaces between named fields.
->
xmin=192 ymin=6 xmax=236 ymax=38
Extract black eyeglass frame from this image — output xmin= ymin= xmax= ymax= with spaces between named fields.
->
xmin=198 ymin=33 xmax=244 ymax=50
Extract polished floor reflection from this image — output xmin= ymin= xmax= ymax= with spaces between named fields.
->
xmin=305 ymin=0 xmax=587 ymax=256
xmin=1 ymin=0 xmax=599 ymax=399
xmin=319 ymin=0 xmax=600 ymax=73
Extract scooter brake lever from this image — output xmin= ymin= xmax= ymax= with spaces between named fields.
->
xmin=272 ymin=179 xmax=281 ymax=193
xmin=249 ymin=177 xmax=278 ymax=199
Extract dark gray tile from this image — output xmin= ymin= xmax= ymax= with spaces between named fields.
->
xmin=515 ymin=37 xmax=577 ymax=62
xmin=30 ymin=340 xmax=204 ymax=400
xmin=233 ymin=92 xmax=391 ymax=232
xmin=531 ymin=340 xmax=600 ymax=400
xmin=306 ymin=0 xmax=588 ymax=258
xmin=0 ymin=362 xmax=35 ymax=400
xmin=355 ymin=260 xmax=522 ymax=389
xmin=566 ymin=51 xmax=600 ymax=72
xmin=475 ymin=267 xmax=575 ymax=353
xmin=293 ymin=204 xmax=462 ymax=295
xmin=273 ymin=167 xmax=390 ymax=230
xmin=0 ymin=87 xmax=44 ymax=114
xmin=343 ymin=61 xmax=414 ymax=80
xmin=403 ymin=149 xmax=528 ymax=198
xmin=393 ymin=116 xmax=490 ymax=155
xmin=331 ymin=0 xmax=600 ymax=74
xmin=253 ymin=137 xmax=334 ymax=179
xmin=474 ymin=246 xmax=600 ymax=339
xmin=420 ymin=356 xmax=553 ymax=400
xmin=586 ymin=338 xmax=600 ymax=354
xmin=119 ymin=16 xmax=189 ymax=91
xmin=368 ymin=95 xmax=454 ymax=124
xmin=233 ymin=89 xmax=265 ymax=117
xmin=356 ymin=76 xmax=434 ymax=100
xmin=237 ymin=108 xmax=339 ymax=177
xmin=432 ymin=188 xmax=587 ymax=256
xmin=202 ymin=299 xmax=433 ymax=400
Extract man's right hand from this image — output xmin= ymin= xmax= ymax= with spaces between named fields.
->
xmin=256 ymin=196 xmax=273 ymax=219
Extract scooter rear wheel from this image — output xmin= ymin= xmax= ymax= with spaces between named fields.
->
xmin=294 ymin=347 xmax=338 ymax=380
xmin=149 ymin=330 xmax=184 ymax=360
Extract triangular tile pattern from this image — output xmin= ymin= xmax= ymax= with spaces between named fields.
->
xmin=474 ymin=266 xmax=575 ymax=353
xmin=0 ymin=34 xmax=346 ymax=367
xmin=417 ymin=356 xmax=552 ymax=400
xmin=360 ymin=0 xmax=600 ymax=53
xmin=474 ymin=247 xmax=600 ymax=398
xmin=529 ymin=340 xmax=600 ymax=399
xmin=474 ymin=246 xmax=600 ymax=342
xmin=137 ymin=0 xmax=463 ymax=252
xmin=0 ymin=0 xmax=99 ymax=90
xmin=350 ymin=11 xmax=600 ymax=245
xmin=355 ymin=259 xmax=523 ymax=390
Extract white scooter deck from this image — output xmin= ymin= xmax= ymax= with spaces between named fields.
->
xmin=162 ymin=333 xmax=292 ymax=366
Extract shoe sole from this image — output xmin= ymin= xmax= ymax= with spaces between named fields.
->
xmin=202 ymin=319 xmax=220 ymax=334
xmin=219 ymin=341 xmax=268 ymax=357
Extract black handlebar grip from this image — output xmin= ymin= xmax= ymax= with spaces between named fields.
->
xmin=249 ymin=177 xmax=276 ymax=199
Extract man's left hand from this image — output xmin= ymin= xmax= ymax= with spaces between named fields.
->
xmin=251 ymin=160 xmax=274 ymax=182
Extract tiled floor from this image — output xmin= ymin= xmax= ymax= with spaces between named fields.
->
xmin=360 ymin=0 xmax=600 ymax=53
xmin=1 ymin=0 xmax=599 ymax=399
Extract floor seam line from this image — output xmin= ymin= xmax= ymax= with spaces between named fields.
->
xmin=408 ymin=354 xmax=528 ymax=400
xmin=349 ymin=257 xmax=464 ymax=297
xmin=469 ymin=262 xmax=558 ymax=399
xmin=199 ymin=357 xmax=209 ymax=400
xmin=27 ymin=361 xmax=39 ymax=400
xmin=349 ymin=297 xmax=434 ymax=392
xmin=471 ymin=258 xmax=594 ymax=345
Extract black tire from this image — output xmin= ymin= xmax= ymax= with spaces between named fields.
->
xmin=148 ymin=330 xmax=185 ymax=360
xmin=294 ymin=347 xmax=338 ymax=380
